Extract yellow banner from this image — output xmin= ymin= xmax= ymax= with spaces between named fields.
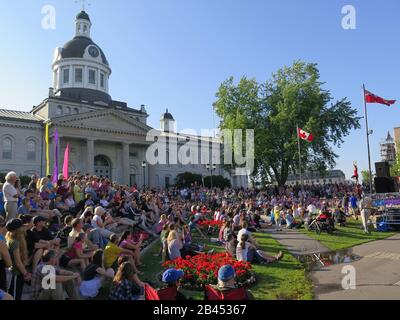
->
xmin=45 ymin=123 xmax=50 ymax=176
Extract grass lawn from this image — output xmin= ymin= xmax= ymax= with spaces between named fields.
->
xmin=140 ymin=230 xmax=313 ymax=300
xmin=300 ymin=219 xmax=396 ymax=251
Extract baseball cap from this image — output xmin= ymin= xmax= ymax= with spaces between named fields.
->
xmin=162 ymin=269 xmax=184 ymax=283
xmin=33 ymin=216 xmax=47 ymax=225
xmin=218 ymin=265 xmax=235 ymax=281
xmin=6 ymin=218 xmax=23 ymax=232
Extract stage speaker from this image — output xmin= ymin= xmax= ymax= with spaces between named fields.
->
xmin=374 ymin=177 xmax=395 ymax=193
xmin=375 ymin=162 xmax=391 ymax=178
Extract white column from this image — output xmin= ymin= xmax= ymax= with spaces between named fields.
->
xmin=87 ymin=138 xmax=95 ymax=174
xmin=122 ymin=142 xmax=130 ymax=185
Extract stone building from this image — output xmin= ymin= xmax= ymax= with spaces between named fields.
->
xmin=0 ymin=10 xmax=248 ymax=188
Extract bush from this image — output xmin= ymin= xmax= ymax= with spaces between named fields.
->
xmin=0 ymin=173 xmax=31 ymax=188
xmin=175 ymin=172 xmax=203 ymax=188
xmin=203 ymin=175 xmax=231 ymax=188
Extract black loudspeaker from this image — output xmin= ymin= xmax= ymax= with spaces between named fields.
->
xmin=375 ymin=162 xmax=391 ymax=178
xmin=374 ymin=177 xmax=395 ymax=193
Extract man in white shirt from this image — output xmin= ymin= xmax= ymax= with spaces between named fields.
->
xmin=2 ymin=171 xmax=19 ymax=221
xmin=237 ymin=221 xmax=254 ymax=245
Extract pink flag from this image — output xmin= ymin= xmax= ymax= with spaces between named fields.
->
xmin=62 ymin=143 xmax=70 ymax=180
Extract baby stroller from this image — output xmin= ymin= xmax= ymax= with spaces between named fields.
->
xmin=305 ymin=211 xmax=335 ymax=234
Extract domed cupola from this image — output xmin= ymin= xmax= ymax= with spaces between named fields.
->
xmin=51 ymin=11 xmax=112 ymax=104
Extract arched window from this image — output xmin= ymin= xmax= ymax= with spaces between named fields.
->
xmin=65 ymin=107 xmax=71 ymax=115
xmin=56 ymin=105 xmax=63 ymax=116
xmin=27 ymin=140 xmax=36 ymax=161
xmin=2 ymin=138 xmax=12 ymax=160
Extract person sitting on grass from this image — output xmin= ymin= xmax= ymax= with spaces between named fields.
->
xmin=26 ymin=215 xmax=61 ymax=272
xmin=236 ymin=234 xmax=283 ymax=264
xmin=59 ymin=233 xmax=92 ymax=272
xmin=284 ymin=211 xmax=302 ymax=229
xmin=32 ymin=249 xmax=80 ymax=300
xmin=167 ymin=230 xmax=183 ymax=261
xmin=79 ymin=249 xmax=115 ymax=298
xmin=109 ymin=261 xmax=146 ymax=300
xmin=104 ymin=234 xmax=143 ymax=274
xmin=158 ymin=268 xmax=187 ymax=300
xmin=188 ymin=216 xmax=206 ymax=239
xmin=118 ymin=230 xmax=144 ymax=268
xmin=205 ymin=265 xmax=253 ymax=300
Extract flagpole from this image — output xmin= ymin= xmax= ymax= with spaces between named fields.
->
xmin=363 ymin=84 xmax=373 ymax=193
xmin=296 ymin=125 xmax=304 ymax=197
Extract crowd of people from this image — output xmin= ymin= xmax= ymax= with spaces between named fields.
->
xmin=0 ymin=170 xmax=371 ymax=300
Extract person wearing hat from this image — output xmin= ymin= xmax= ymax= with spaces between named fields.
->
xmin=26 ymin=215 xmax=60 ymax=272
xmin=158 ymin=268 xmax=187 ymax=300
xmin=5 ymin=218 xmax=31 ymax=300
xmin=207 ymin=264 xmax=253 ymax=300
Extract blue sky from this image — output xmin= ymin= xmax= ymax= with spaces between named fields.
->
xmin=0 ymin=0 xmax=399 ymax=179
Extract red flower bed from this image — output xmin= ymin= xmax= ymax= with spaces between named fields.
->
xmin=162 ymin=252 xmax=256 ymax=290
xmin=198 ymin=220 xmax=224 ymax=228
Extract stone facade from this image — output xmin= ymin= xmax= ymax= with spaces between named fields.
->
xmin=0 ymin=10 xmax=248 ymax=188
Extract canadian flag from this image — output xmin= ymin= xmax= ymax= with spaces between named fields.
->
xmin=298 ymin=128 xmax=314 ymax=142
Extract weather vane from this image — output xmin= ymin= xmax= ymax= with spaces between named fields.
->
xmin=75 ymin=0 xmax=91 ymax=11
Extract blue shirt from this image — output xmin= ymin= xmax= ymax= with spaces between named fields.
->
xmin=350 ymin=196 xmax=357 ymax=208
xmin=0 ymin=192 xmax=4 ymax=213
xmin=0 ymin=234 xmax=5 ymax=242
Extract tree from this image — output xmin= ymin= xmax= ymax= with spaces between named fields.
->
xmin=390 ymin=142 xmax=400 ymax=177
xmin=175 ymin=172 xmax=203 ymax=188
xmin=204 ymin=175 xmax=231 ymax=189
xmin=361 ymin=170 xmax=371 ymax=184
xmin=214 ymin=60 xmax=360 ymax=186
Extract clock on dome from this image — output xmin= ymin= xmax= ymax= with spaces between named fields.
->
xmin=88 ymin=45 xmax=99 ymax=58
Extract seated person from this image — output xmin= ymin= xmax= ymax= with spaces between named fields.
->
xmin=31 ymin=249 xmax=80 ymax=300
xmin=79 ymin=249 xmax=115 ymax=298
xmin=68 ymin=218 xmax=99 ymax=252
xmin=158 ymin=268 xmax=187 ymax=300
xmin=26 ymin=216 xmax=61 ymax=271
xmin=104 ymin=234 xmax=142 ymax=274
xmin=236 ymin=234 xmax=282 ymax=264
xmin=118 ymin=230 xmax=144 ymax=268
xmin=225 ymin=233 xmax=237 ymax=258
xmin=56 ymin=215 xmax=74 ymax=247
xmin=188 ymin=216 xmax=206 ymax=239
xmin=285 ymin=211 xmax=302 ymax=229
xmin=205 ymin=265 xmax=253 ymax=300
xmin=109 ymin=262 xmax=145 ymax=300
xmin=59 ymin=233 xmax=92 ymax=272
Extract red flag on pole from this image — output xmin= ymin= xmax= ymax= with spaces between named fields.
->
xmin=298 ymin=128 xmax=314 ymax=142
xmin=364 ymin=89 xmax=396 ymax=106
xmin=62 ymin=144 xmax=70 ymax=180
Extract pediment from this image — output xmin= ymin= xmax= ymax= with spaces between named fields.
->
xmin=51 ymin=109 xmax=151 ymax=135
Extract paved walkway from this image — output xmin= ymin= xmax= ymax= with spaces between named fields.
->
xmin=311 ymin=234 xmax=400 ymax=300
xmin=264 ymin=228 xmax=330 ymax=256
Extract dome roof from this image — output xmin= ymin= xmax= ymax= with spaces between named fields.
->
xmin=61 ymin=36 xmax=109 ymax=66
xmin=76 ymin=11 xmax=90 ymax=21
xmin=161 ymin=109 xmax=174 ymax=120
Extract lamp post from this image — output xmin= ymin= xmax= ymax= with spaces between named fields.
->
xmin=142 ymin=161 xmax=147 ymax=188
xmin=206 ymin=163 xmax=217 ymax=189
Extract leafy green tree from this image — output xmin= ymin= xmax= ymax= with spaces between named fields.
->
xmin=361 ymin=170 xmax=371 ymax=184
xmin=390 ymin=142 xmax=400 ymax=177
xmin=175 ymin=172 xmax=203 ymax=188
xmin=204 ymin=175 xmax=231 ymax=188
xmin=214 ymin=61 xmax=360 ymax=186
